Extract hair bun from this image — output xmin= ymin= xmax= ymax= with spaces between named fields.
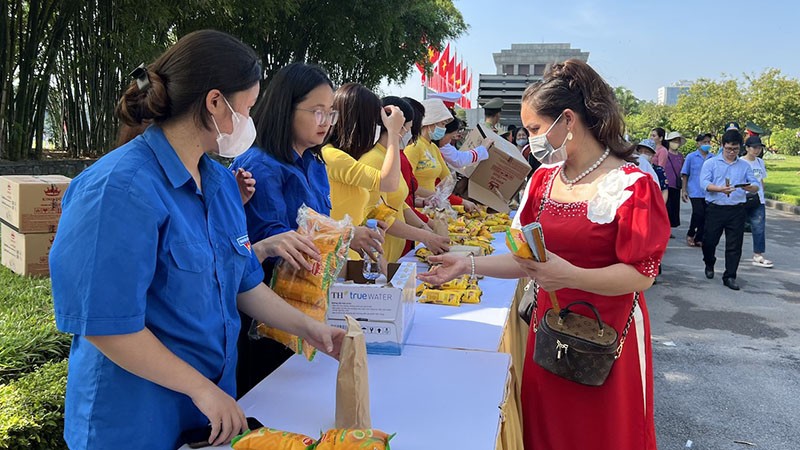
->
xmin=115 ymin=69 xmax=170 ymax=126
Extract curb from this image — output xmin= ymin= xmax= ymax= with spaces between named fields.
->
xmin=765 ymin=199 xmax=800 ymax=215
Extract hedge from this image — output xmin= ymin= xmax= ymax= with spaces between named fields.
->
xmin=0 ymin=269 xmax=71 ymax=383
xmin=769 ymin=128 xmax=800 ymax=155
xmin=0 ymin=360 xmax=68 ymax=450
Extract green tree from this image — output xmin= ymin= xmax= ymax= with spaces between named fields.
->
xmin=1 ymin=1 xmax=80 ymax=161
xmin=614 ymin=86 xmax=641 ymax=116
xmin=176 ymin=0 xmax=467 ymax=89
xmin=670 ymin=78 xmax=746 ymax=137
xmin=625 ymin=102 xmax=673 ymax=142
xmin=744 ymin=68 xmax=800 ymax=132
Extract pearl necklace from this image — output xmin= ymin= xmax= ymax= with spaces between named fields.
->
xmin=559 ymin=147 xmax=611 ymax=190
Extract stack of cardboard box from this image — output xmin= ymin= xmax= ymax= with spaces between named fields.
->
xmin=1 ymin=175 xmax=71 ymax=276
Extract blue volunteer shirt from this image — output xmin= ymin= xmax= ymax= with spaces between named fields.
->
xmin=233 ymin=146 xmax=331 ymax=242
xmin=700 ymin=154 xmax=759 ymax=206
xmin=50 ymin=125 xmax=264 ymax=450
xmin=681 ymin=149 xmax=714 ymax=198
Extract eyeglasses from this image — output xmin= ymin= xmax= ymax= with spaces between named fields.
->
xmin=296 ymin=108 xmax=339 ymax=126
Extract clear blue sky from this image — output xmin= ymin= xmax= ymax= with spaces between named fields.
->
xmin=380 ymin=0 xmax=800 ymax=103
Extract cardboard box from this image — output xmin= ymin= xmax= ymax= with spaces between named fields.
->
xmin=456 ymin=125 xmax=530 ymax=213
xmin=0 ymin=175 xmax=71 ymax=233
xmin=1 ymin=224 xmax=56 ymax=276
xmin=327 ymin=260 xmax=417 ymax=355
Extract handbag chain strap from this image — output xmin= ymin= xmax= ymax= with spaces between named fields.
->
xmin=527 ymin=168 xmax=640 ymax=360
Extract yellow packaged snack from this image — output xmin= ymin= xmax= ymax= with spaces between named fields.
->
xmin=257 ymin=206 xmax=354 ymax=360
xmin=419 ymin=289 xmax=462 ymax=306
xmin=461 ymin=288 xmax=482 ymax=304
xmin=438 ymin=278 xmax=470 ymax=290
xmin=232 ymin=427 xmax=315 ymax=450
xmin=451 ymin=204 xmax=465 ymax=214
xmin=313 ymin=429 xmax=395 ymax=450
xmin=488 ymin=225 xmax=507 ymax=233
xmin=414 ymin=247 xmax=432 ymax=262
xmin=505 ymin=227 xmax=534 ymax=259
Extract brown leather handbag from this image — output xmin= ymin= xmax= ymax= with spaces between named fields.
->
xmin=530 ymin=282 xmax=639 ymax=386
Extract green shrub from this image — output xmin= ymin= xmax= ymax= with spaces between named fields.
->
xmin=0 ymin=267 xmax=71 ymax=383
xmin=0 ymin=360 xmax=68 ymax=450
xmin=769 ymin=128 xmax=800 ymax=155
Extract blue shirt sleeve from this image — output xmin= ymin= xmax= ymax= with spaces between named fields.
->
xmin=680 ymin=154 xmax=691 ymax=176
xmin=700 ymin=158 xmax=714 ymax=191
xmin=243 ymin=159 xmax=293 ymax=242
xmin=238 ymin=250 xmax=264 ymax=294
xmin=51 ymin=184 xmax=161 ymax=336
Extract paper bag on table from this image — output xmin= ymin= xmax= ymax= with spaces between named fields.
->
xmin=429 ymin=216 xmax=449 ymax=238
xmin=335 ymin=315 xmax=371 ymax=429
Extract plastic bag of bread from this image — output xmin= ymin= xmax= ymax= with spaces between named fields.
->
xmin=232 ymin=427 xmax=315 ymax=450
xmin=312 ymin=429 xmax=395 ymax=450
xmin=365 ymin=197 xmax=397 ymax=226
xmin=255 ymin=205 xmax=354 ymax=360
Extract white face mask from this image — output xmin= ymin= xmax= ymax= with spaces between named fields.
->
xmin=212 ymin=96 xmax=256 ymax=158
xmin=400 ymin=130 xmax=412 ymax=148
xmin=529 ymin=112 xmax=569 ymax=165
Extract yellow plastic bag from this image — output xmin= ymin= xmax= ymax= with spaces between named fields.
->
xmin=313 ymin=429 xmax=394 ymax=450
xmin=256 ymin=206 xmax=354 ymax=360
xmin=232 ymin=427 xmax=315 ymax=450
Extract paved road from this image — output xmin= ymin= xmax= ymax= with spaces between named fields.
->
xmin=650 ymin=201 xmax=800 ymax=449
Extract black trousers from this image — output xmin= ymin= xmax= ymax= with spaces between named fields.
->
xmin=702 ymin=203 xmax=745 ymax=280
xmin=235 ymin=264 xmax=294 ymax=398
xmin=666 ymin=187 xmax=681 ymax=227
xmin=687 ymin=197 xmax=707 ymax=242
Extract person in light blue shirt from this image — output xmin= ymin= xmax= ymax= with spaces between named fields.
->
xmin=680 ymin=133 xmax=715 ymax=247
xmin=741 ymin=135 xmax=774 ymax=268
xmin=699 ymin=130 xmax=760 ymax=290
xmin=49 ymin=31 xmax=344 ymax=450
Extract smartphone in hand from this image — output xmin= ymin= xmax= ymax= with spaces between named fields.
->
xmin=734 ymin=183 xmax=751 ymax=188
xmin=183 ymin=417 xmax=264 ymax=448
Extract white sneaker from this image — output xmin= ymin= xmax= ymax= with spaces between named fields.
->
xmin=752 ymin=255 xmax=774 ymax=268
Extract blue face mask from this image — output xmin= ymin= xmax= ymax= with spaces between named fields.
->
xmin=700 ymin=144 xmax=712 ymax=152
xmin=430 ymin=126 xmax=446 ymax=141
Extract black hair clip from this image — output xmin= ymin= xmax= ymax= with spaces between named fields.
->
xmin=129 ymin=63 xmax=150 ymax=91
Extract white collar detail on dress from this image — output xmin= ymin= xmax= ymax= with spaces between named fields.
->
xmin=587 ymin=166 xmax=645 ymax=224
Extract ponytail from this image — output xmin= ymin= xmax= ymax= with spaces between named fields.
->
xmin=522 ymin=59 xmax=634 ymax=160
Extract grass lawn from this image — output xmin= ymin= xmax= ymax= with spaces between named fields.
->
xmin=763 ymin=154 xmax=800 ymax=206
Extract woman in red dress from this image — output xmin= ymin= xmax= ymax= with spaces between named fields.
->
xmin=419 ymin=59 xmax=669 ymax=450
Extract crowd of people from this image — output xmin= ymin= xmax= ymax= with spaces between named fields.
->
xmin=46 ymin=29 xmax=777 ymax=450
xmin=641 ymin=121 xmax=775 ymax=290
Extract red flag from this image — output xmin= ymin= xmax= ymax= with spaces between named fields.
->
xmin=437 ymin=43 xmax=450 ymax=78
xmin=454 ymin=59 xmax=463 ymax=90
xmin=461 ymin=65 xmax=468 ymax=91
xmin=428 ymin=46 xmax=441 ymax=65
xmin=466 ymin=71 xmax=473 ymax=93
xmin=447 ymin=51 xmax=456 ymax=89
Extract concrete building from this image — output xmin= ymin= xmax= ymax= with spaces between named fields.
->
xmin=657 ymin=80 xmax=693 ymax=105
xmin=477 ymin=43 xmax=589 ymax=129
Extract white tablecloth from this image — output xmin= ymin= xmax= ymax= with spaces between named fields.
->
xmin=179 ymin=346 xmax=511 ymax=450
xmin=399 ymin=233 xmax=516 ymax=352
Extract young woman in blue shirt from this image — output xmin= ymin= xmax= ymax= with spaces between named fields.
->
xmin=49 ymin=31 xmax=344 ymax=450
